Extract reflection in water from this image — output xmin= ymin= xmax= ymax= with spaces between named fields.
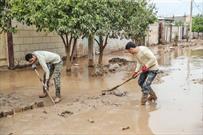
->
xmin=157 ymin=49 xmax=171 ymax=66
xmin=157 ymin=46 xmax=191 ymax=66
xmin=135 ymin=103 xmax=157 ymax=135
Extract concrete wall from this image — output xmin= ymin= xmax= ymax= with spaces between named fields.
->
xmin=0 ymin=21 xmax=130 ymax=66
xmin=0 ymin=33 xmax=7 ymax=66
xmin=161 ymin=23 xmax=187 ymax=43
xmin=146 ymin=23 xmax=159 ymax=45
xmin=12 ymin=21 xmax=65 ymax=65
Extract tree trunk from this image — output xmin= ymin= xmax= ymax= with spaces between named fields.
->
xmin=169 ymin=24 xmax=172 ymax=42
xmin=70 ymin=38 xmax=78 ymax=64
xmin=98 ymin=49 xmax=103 ymax=65
xmin=65 ymin=45 xmax=71 ymax=72
xmin=59 ymin=34 xmax=72 ymax=72
xmin=158 ymin=22 xmax=164 ymax=44
xmin=97 ymin=34 xmax=109 ymax=65
xmin=88 ymin=33 xmax=94 ymax=67
xmin=7 ymin=20 xmax=14 ymax=69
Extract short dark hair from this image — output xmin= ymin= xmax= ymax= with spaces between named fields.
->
xmin=125 ymin=41 xmax=137 ymax=49
xmin=25 ymin=53 xmax=33 ymax=61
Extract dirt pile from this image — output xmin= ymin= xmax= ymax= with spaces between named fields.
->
xmin=90 ymin=57 xmax=135 ymax=76
xmin=0 ymin=92 xmax=44 ymax=118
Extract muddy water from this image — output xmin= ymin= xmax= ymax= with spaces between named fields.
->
xmin=0 ymin=44 xmax=202 ymax=135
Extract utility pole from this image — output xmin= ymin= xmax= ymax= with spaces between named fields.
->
xmin=189 ymin=0 xmax=193 ymax=41
xmin=187 ymin=0 xmax=193 ymax=80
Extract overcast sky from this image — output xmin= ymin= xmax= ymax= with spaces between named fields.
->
xmin=152 ymin=0 xmax=203 ymax=17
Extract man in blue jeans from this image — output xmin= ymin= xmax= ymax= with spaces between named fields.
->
xmin=125 ymin=42 xmax=159 ymax=105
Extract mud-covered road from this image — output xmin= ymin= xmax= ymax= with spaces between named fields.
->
xmin=0 ymin=41 xmax=202 ymax=135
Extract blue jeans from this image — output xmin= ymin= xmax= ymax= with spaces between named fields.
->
xmin=138 ymin=70 xmax=158 ymax=94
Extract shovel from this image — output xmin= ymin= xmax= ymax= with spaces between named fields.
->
xmin=102 ymin=64 xmax=156 ymax=94
xmin=101 ymin=70 xmax=141 ymax=95
xmin=33 ymin=68 xmax=55 ymax=105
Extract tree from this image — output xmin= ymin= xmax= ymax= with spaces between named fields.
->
xmin=192 ymin=15 xmax=203 ymax=37
xmin=0 ymin=0 xmax=15 ymax=69
xmin=74 ymin=0 xmax=109 ymax=67
xmin=94 ymin=0 xmax=156 ymax=65
xmin=11 ymin=0 xmax=83 ymax=71
xmin=95 ymin=0 xmax=125 ymax=65
xmin=123 ymin=0 xmax=157 ymax=45
xmin=10 ymin=0 xmax=157 ymax=70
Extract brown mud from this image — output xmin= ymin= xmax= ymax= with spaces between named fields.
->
xmin=0 ymin=40 xmax=202 ymax=135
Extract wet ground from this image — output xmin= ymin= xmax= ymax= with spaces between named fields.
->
xmin=0 ymin=40 xmax=202 ymax=135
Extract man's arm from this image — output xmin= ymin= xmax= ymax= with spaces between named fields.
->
xmin=135 ymin=61 xmax=141 ymax=72
xmin=143 ymin=49 xmax=156 ymax=68
xmin=38 ymin=58 xmax=50 ymax=80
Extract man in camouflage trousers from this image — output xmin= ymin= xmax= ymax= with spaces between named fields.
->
xmin=25 ymin=51 xmax=63 ymax=103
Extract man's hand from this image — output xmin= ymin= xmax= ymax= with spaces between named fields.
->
xmin=32 ymin=64 xmax=37 ymax=70
xmin=132 ymin=71 xmax=139 ymax=78
xmin=141 ymin=65 xmax=148 ymax=72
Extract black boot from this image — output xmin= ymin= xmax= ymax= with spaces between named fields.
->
xmin=141 ymin=93 xmax=148 ymax=105
xmin=148 ymin=90 xmax=157 ymax=102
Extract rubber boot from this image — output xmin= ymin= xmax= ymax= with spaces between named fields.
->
xmin=141 ymin=93 xmax=148 ymax=105
xmin=148 ymin=90 xmax=157 ymax=102
xmin=39 ymin=92 xmax=48 ymax=98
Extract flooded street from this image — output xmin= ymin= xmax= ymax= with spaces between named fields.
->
xmin=0 ymin=42 xmax=203 ymax=135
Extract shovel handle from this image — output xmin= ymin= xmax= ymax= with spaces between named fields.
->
xmin=102 ymin=64 xmax=156 ymax=93
xmin=34 ymin=69 xmax=55 ymax=105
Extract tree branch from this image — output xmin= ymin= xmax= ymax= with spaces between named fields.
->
xmin=103 ymin=33 xmax=109 ymax=48
xmin=59 ymin=34 xmax=66 ymax=47
xmin=94 ymin=38 xmax=100 ymax=46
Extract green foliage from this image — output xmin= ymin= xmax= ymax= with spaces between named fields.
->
xmin=122 ymin=0 xmax=157 ymax=43
xmin=192 ymin=15 xmax=203 ymax=33
xmin=0 ymin=0 xmax=15 ymax=33
xmin=9 ymin=0 xmax=157 ymax=41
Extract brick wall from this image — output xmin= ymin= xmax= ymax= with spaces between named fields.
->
xmin=12 ymin=21 xmax=65 ymax=65
xmin=9 ymin=21 xmax=130 ymax=66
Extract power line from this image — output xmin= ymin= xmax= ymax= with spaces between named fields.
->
xmin=193 ymin=0 xmax=203 ymax=14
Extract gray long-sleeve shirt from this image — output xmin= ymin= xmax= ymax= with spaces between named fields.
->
xmin=133 ymin=46 xmax=158 ymax=72
xmin=32 ymin=51 xmax=61 ymax=79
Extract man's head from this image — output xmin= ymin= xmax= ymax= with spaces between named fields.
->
xmin=25 ymin=53 xmax=37 ymax=64
xmin=125 ymin=41 xmax=137 ymax=54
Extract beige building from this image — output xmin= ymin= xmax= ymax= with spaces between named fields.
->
xmin=145 ymin=16 xmax=191 ymax=46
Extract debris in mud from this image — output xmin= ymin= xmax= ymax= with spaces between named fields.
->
xmin=88 ymin=118 xmax=95 ymax=123
xmin=109 ymin=63 xmax=120 ymax=72
xmin=58 ymin=110 xmax=74 ymax=117
xmin=0 ymin=101 xmax=44 ymax=118
xmin=0 ymin=93 xmax=44 ymax=118
xmin=42 ymin=110 xmax=48 ymax=114
xmin=113 ymin=89 xmax=127 ymax=97
xmin=192 ymin=78 xmax=203 ymax=84
xmin=109 ymin=58 xmax=128 ymax=65
xmin=122 ymin=126 xmax=130 ymax=131
xmin=91 ymin=57 xmax=135 ymax=77
xmin=90 ymin=65 xmax=109 ymax=77
xmin=102 ymin=89 xmax=127 ymax=97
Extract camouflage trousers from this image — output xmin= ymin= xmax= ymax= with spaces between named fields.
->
xmin=43 ymin=61 xmax=63 ymax=97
